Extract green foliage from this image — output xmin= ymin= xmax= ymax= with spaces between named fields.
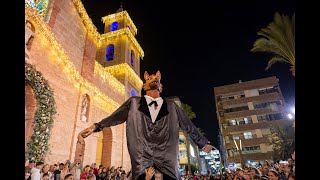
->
xmin=268 ymin=122 xmax=295 ymax=161
xmin=251 ymin=12 xmax=295 ymax=76
xmin=25 ymin=62 xmax=57 ymax=162
xmin=191 ymin=164 xmax=199 ymax=175
xmin=181 ymin=103 xmax=196 ymax=120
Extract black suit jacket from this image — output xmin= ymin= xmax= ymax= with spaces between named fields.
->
xmin=94 ymin=96 xmax=210 ymax=180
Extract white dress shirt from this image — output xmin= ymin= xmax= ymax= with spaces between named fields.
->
xmin=144 ymin=95 xmax=164 ymax=123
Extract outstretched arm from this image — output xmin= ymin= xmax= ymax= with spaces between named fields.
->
xmin=78 ymin=97 xmax=132 ymax=142
xmin=176 ymin=103 xmax=213 ymax=152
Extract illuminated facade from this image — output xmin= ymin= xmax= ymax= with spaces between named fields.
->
xmin=170 ymin=97 xmax=201 ymax=175
xmin=25 ymin=1 xmax=143 ymax=171
xmin=214 ymin=77 xmax=292 ymax=167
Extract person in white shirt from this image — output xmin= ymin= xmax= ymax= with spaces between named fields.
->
xmin=31 ymin=162 xmax=44 ymax=180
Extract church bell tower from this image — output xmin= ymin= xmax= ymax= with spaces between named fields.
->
xmin=97 ymin=5 xmax=144 ymax=98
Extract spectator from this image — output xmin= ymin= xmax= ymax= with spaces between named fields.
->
xmin=54 ymin=163 xmax=64 ymax=180
xmin=43 ymin=173 xmax=50 ymax=180
xmin=267 ymin=169 xmax=280 ymax=180
xmin=26 ymin=160 xmax=36 ymax=180
xmin=86 ymin=174 xmax=96 ymax=180
xmin=91 ymin=163 xmax=99 ymax=177
xmin=154 ymin=171 xmax=163 ymax=180
xmin=60 ymin=163 xmax=71 ymax=180
xmin=70 ymin=159 xmax=83 ymax=180
xmin=31 ymin=161 xmax=44 ymax=180
xmin=288 ymin=174 xmax=295 ymax=180
xmin=41 ymin=164 xmax=53 ymax=180
xmin=233 ymin=168 xmax=250 ymax=180
xmin=64 ymin=174 xmax=74 ymax=180
xmin=80 ymin=165 xmax=91 ymax=180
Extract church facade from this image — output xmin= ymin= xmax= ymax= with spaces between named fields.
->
xmin=25 ymin=0 xmax=143 ymax=171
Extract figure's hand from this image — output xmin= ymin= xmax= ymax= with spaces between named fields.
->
xmin=202 ymin=144 xmax=214 ymax=153
xmin=77 ymin=124 xmax=95 ymax=144
xmin=145 ymin=166 xmax=155 ymax=180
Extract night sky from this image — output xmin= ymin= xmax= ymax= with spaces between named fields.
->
xmin=81 ymin=0 xmax=295 ymax=147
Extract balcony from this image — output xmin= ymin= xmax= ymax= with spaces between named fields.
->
xmin=225 ymin=136 xmax=270 ymax=149
xmin=222 ymin=92 xmax=281 ymax=107
xmin=229 ymin=152 xmax=273 ymax=162
xmin=223 ymin=121 xmax=271 ymax=134
xmin=224 ymin=106 xmax=285 ymax=119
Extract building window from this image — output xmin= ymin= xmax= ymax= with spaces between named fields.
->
xmin=221 ymin=93 xmax=245 ymax=101
xmin=232 ymin=134 xmax=240 ymax=140
xmin=242 ymin=146 xmax=260 ymax=154
xmin=127 ymin=25 xmax=130 ymax=30
xmin=110 ymin=21 xmax=119 ymax=31
xmin=130 ymin=89 xmax=136 ymax=97
xmin=224 ymin=105 xmax=249 ymax=113
xmin=130 ymin=50 xmax=135 ymax=66
xmin=228 ymin=117 xmax=252 ymax=126
xmin=258 ymin=86 xmax=279 ymax=95
xmin=257 ymin=113 xmax=283 ymax=121
xmin=243 ymin=132 xmax=253 ymax=139
xmin=106 ymin=44 xmax=115 ymax=61
xmin=254 ymin=101 xmax=282 ymax=109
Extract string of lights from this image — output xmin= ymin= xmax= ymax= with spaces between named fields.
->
xmin=105 ymin=63 xmax=143 ymax=90
xmin=26 ymin=6 xmax=120 ymax=113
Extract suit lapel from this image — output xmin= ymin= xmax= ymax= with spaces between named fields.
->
xmin=138 ymin=97 xmax=169 ymax=122
xmin=138 ymin=97 xmax=151 ymax=120
xmin=155 ymin=99 xmax=169 ymax=122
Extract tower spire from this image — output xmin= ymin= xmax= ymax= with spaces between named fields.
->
xmin=116 ymin=2 xmax=124 ymax=13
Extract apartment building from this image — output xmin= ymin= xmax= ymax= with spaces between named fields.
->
xmin=214 ymin=77 xmax=292 ymax=167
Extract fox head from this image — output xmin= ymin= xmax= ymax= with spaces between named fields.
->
xmin=143 ymin=70 xmax=162 ymax=93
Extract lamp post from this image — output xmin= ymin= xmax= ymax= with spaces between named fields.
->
xmin=233 ymin=139 xmax=245 ymax=168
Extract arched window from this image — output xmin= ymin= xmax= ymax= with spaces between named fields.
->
xmin=130 ymin=89 xmax=136 ymax=97
xmin=110 ymin=21 xmax=119 ymax=31
xmin=130 ymin=50 xmax=134 ymax=66
xmin=106 ymin=44 xmax=115 ymax=61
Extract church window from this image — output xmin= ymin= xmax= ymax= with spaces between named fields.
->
xmin=106 ymin=44 xmax=115 ymax=61
xmin=110 ymin=21 xmax=119 ymax=31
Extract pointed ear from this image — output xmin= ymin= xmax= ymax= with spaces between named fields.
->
xmin=156 ymin=70 xmax=161 ymax=80
xmin=144 ymin=71 xmax=149 ymax=80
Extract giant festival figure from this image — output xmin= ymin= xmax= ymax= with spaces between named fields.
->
xmin=77 ymin=70 xmax=213 ymax=180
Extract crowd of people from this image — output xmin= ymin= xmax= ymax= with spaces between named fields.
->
xmin=25 ymin=157 xmax=295 ymax=180
xmin=25 ymin=159 xmax=133 ymax=180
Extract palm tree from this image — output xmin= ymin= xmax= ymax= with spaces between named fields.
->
xmin=180 ymin=103 xmax=197 ymax=175
xmin=251 ymin=12 xmax=295 ymax=77
xmin=268 ymin=122 xmax=295 ymax=161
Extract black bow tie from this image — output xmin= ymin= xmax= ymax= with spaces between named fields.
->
xmin=148 ymin=100 xmax=158 ymax=107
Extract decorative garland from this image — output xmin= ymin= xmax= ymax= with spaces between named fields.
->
xmin=25 ymin=62 xmax=56 ymax=162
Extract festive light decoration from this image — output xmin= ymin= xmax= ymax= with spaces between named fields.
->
xmin=105 ymin=63 xmax=143 ymax=89
xmin=25 ymin=62 xmax=57 ymax=162
xmin=100 ymin=28 xmax=144 ymax=58
xmin=101 ymin=11 xmax=138 ymax=36
xmin=72 ymin=0 xmax=100 ymax=45
xmin=94 ymin=62 xmax=125 ymax=96
xmin=72 ymin=0 xmax=144 ymax=58
xmin=25 ymin=7 xmax=120 ymax=113
xmin=25 ymin=0 xmax=49 ymax=17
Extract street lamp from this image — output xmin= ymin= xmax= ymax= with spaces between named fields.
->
xmin=233 ymin=139 xmax=245 ymax=168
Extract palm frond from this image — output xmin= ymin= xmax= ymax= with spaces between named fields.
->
xmin=265 ymin=56 xmax=290 ymax=70
xmin=251 ymin=12 xmax=295 ymax=76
